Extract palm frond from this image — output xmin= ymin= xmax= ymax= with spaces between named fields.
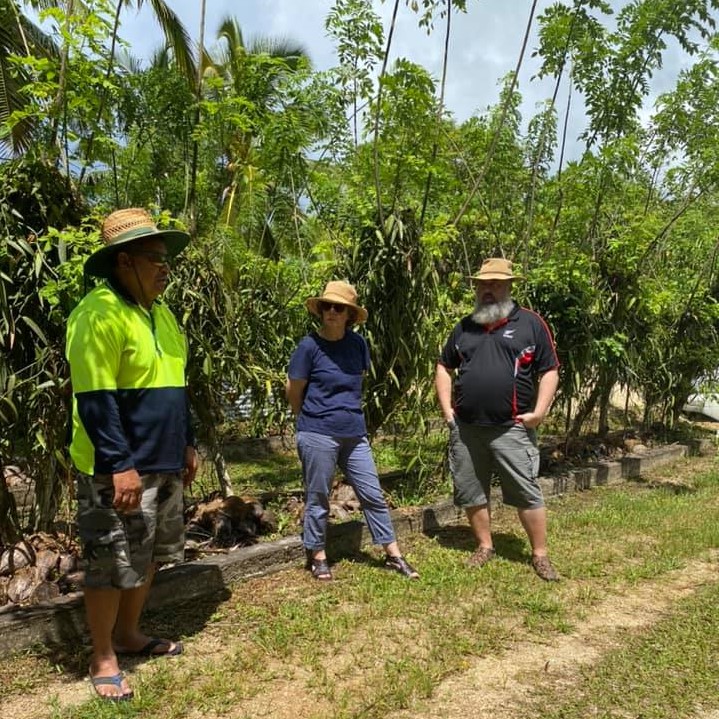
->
xmin=139 ymin=0 xmax=197 ymax=84
xmin=248 ymin=36 xmax=310 ymax=68
xmin=0 ymin=1 xmax=56 ymax=154
xmin=216 ymin=15 xmax=245 ymax=52
xmin=115 ymin=48 xmax=144 ymax=75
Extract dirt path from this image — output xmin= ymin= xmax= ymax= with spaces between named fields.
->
xmin=388 ymin=553 xmax=719 ymax=719
xmin=2 ymin=553 xmax=717 ymax=719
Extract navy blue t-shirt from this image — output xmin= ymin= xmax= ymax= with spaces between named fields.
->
xmin=439 ymin=304 xmax=559 ymax=426
xmin=288 ymin=330 xmax=371 ymax=437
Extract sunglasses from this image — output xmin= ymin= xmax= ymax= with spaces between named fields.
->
xmin=130 ymin=250 xmax=172 ymax=267
xmin=319 ymin=301 xmax=348 ymax=313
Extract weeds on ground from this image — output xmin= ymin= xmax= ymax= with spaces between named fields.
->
xmin=2 ymin=456 xmax=718 ymax=719
xmin=521 ymin=580 xmax=719 ymax=719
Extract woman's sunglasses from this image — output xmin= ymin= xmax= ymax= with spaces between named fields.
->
xmin=319 ymin=302 xmax=348 ymax=313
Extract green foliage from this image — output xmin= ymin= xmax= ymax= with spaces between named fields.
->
xmin=341 ymin=209 xmax=441 ymax=436
xmin=169 ymin=235 xmax=310 ymax=442
xmin=0 ymin=0 xmax=57 ymax=153
xmin=3 ymin=0 xmax=719 ymax=533
xmin=199 ymin=18 xmax=319 ymax=252
xmin=325 ymin=0 xmax=383 ymax=146
xmin=538 ymin=0 xmax=719 ymax=148
xmin=96 ymin=63 xmax=197 ymax=211
xmin=0 ymin=157 xmax=86 ymax=540
xmin=405 ymin=0 xmax=471 ymax=34
xmin=7 ymin=1 xmax=121 ymax=166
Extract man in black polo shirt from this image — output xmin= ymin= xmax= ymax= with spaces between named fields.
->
xmin=435 ymin=258 xmax=560 ymax=581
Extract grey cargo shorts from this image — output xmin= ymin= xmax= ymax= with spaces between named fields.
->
xmin=76 ymin=471 xmax=185 ymax=589
xmin=448 ymin=421 xmax=544 ymax=509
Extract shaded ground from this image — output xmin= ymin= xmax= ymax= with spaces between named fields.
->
xmin=1 ymin=554 xmax=717 ymax=719
xmin=0 ymin=452 xmax=717 ymax=719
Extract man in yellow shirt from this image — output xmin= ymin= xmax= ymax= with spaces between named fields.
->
xmin=66 ymin=208 xmax=197 ymax=701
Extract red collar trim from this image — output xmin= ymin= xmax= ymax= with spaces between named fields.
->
xmin=483 ymin=317 xmax=510 ymax=333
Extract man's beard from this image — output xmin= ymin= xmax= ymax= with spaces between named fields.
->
xmin=472 ymin=298 xmax=514 ymax=325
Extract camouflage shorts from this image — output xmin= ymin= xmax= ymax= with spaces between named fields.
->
xmin=76 ymin=471 xmax=185 ymax=590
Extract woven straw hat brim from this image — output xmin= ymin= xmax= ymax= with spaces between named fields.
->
xmin=306 ymin=295 xmax=368 ymax=324
xmin=84 ymin=229 xmax=190 ymax=278
xmin=467 ymin=271 xmax=523 ymax=281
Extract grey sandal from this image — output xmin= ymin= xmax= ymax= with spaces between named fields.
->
xmin=309 ymin=558 xmax=333 ymax=581
xmin=305 ymin=551 xmax=332 ymax=580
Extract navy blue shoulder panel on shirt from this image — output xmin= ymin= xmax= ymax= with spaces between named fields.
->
xmin=76 ymin=386 xmax=190 ymax=474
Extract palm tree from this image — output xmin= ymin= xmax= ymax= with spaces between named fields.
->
xmin=0 ymin=0 xmax=55 ymax=155
xmin=128 ymin=0 xmax=195 ymax=82
xmin=206 ymin=16 xmax=311 ymax=253
xmin=1 ymin=0 xmax=195 ymax=162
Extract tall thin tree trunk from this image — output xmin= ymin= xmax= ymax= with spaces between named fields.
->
xmin=520 ymin=5 xmax=578 ymax=269
xmin=78 ymin=0 xmax=123 ymax=186
xmin=10 ymin=1 xmax=31 ymax=55
xmin=188 ymin=0 xmax=207 ymax=234
xmin=597 ymin=375 xmax=614 ymax=438
xmin=569 ymin=380 xmax=603 ymax=438
xmin=371 ymin=0 xmax=401 ymax=229
xmin=549 ymin=76 xmax=573 ymax=242
xmin=451 ymin=0 xmax=538 ymax=226
xmin=420 ymin=0 xmax=452 ymax=226
xmin=49 ymin=0 xmax=74 ymax=166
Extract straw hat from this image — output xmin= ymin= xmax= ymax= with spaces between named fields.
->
xmin=305 ymin=280 xmax=368 ymax=324
xmin=468 ymin=257 xmax=523 ymax=281
xmin=84 ymin=208 xmax=190 ymax=278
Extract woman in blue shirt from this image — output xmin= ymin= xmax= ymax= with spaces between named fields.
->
xmin=286 ymin=281 xmax=419 ymax=581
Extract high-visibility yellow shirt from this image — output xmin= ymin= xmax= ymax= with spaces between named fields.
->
xmin=66 ymin=280 xmax=192 ymax=476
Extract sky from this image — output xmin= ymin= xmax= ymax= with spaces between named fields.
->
xmin=119 ymin=0 xmax=559 ymax=123
xmin=117 ymin=1 xmax=710 ymax=159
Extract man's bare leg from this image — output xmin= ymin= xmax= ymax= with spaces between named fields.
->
xmin=112 ymin=566 xmax=154 ymax=649
xmin=517 ymin=506 xmax=547 ymax=556
xmin=112 ymin=566 xmax=181 ymax=654
xmin=465 ymin=504 xmax=496 ymax=566
xmin=466 ymin=504 xmax=493 ymax=548
xmin=85 ymin=587 xmax=131 ymax=699
xmin=518 ymin=506 xmax=559 ymax=580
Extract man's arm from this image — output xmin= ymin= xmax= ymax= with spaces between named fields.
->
xmin=183 ymin=446 xmax=198 ymax=488
xmin=434 ymin=363 xmax=456 ymax=425
xmin=285 ymin=378 xmax=308 ymax=416
xmin=516 ymin=368 xmax=559 ymax=429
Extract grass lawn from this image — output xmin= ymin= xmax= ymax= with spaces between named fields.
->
xmin=0 ymin=453 xmax=717 ymax=719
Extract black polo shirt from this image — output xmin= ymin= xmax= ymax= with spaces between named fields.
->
xmin=439 ymin=304 xmax=559 ymax=426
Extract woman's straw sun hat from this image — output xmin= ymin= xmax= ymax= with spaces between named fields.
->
xmin=306 ymin=280 xmax=368 ymax=324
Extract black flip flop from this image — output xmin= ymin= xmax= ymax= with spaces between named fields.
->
xmin=115 ymin=637 xmax=183 ymax=657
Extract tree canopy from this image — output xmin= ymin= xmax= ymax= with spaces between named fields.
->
xmin=1 ymin=0 xmax=718 ymax=541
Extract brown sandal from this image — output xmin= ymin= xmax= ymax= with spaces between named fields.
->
xmin=531 ymin=555 xmax=559 ymax=582
xmin=467 ymin=546 xmax=496 ymax=568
